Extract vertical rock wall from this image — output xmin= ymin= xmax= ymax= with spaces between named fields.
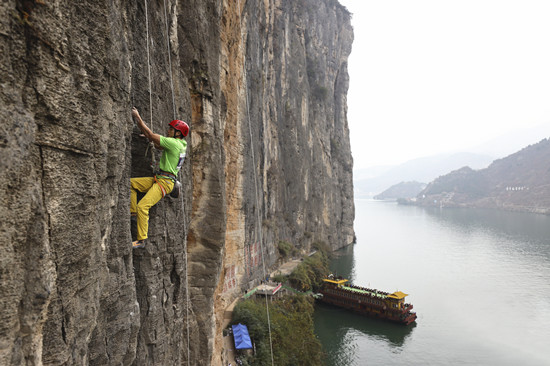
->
xmin=0 ymin=0 xmax=354 ymax=365
xmin=212 ymin=0 xmax=354 ymax=363
xmin=1 ymin=1 xmax=137 ymax=364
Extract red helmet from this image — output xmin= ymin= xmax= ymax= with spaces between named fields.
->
xmin=169 ymin=119 xmax=189 ymax=137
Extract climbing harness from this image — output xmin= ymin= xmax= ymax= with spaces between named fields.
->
xmin=157 ymin=170 xmax=177 ymax=180
xmin=153 ymin=175 xmax=168 ymax=197
xmin=156 ymin=170 xmax=182 ymax=198
xmin=237 ymin=1 xmax=275 ymax=365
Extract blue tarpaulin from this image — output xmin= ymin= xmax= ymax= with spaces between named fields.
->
xmin=232 ymin=323 xmax=253 ymax=350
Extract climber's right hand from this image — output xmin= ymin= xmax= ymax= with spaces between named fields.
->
xmin=131 ymin=107 xmax=140 ymax=121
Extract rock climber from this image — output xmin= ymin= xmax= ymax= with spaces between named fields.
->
xmin=130 ymin=107 xmax=189 ymax=248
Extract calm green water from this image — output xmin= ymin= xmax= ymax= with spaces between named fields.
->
xmin=314 ymin=199 xmax=550 ymax=365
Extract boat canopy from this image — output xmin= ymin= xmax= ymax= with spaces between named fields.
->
xmin=323 ymin=278 xmax=349 ymax=285
xmin=388 ymin=291 xmax=408 ymax=300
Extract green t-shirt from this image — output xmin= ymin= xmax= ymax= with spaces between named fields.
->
xmin=159 ymin=136 xmax=187 ymax=176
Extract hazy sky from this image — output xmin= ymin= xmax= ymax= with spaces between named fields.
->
xmin=339 ymin=0 xmax=550 ymax=169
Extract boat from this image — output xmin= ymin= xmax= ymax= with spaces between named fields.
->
xmin=318 ymin=275 xmax=417 ymax=325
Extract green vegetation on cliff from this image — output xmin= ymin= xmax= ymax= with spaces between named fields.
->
xmin=288 ymin=243 xmax=330 ymax=292
xmin=231 ymin=295 xmax=322 ymax=365
xmin=277 ymin=240 xmax=299 ymax=259
xmin=230 ymin=242 xmax=331 ymax=365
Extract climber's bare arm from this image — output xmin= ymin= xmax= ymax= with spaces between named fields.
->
xmin=132 ymin=107 xmax=162 ymax=149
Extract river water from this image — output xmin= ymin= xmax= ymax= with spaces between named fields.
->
xmin=314 ymin=199 xmax=550 ymax=365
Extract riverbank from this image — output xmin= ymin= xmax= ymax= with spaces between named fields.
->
xmin=223 ymin=243 xmax=331 ymax=365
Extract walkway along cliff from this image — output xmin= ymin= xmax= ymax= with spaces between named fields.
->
xmin=0 ymin=0 xmax=354 ymax=365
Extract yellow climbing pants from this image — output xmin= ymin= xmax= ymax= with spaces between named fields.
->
xmin=130 ymin=176 xmax=174 ymax=241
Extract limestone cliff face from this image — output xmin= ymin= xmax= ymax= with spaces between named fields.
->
xmin=0 ymin=0 xmax=353 ymax=365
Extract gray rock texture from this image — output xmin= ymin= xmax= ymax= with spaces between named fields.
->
xmin=0 ymin=0 xmax=354 ymax=365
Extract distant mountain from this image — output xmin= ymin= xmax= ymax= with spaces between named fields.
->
xmin=353 ymin=165 xmax=392 ymax=181
xmin=373 ymin=181 xmax=427 ymax=200
xmin=469 ymin=122 xmax=550 ymax=158
xmin=354 ymin=152 xmax=494 ymax=198
xmin=414 ymin=138 xmax=550 ymax=214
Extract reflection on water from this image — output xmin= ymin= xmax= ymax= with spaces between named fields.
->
xmin=329 ymin=244 xmax=355 ymax=280
xmin=314 ymin=244 xmax=415 ymax=366
xmin=315 ymin=302 xmax=415 ymax=347
xmin=424 ymin=206 xmax=550 ymax=259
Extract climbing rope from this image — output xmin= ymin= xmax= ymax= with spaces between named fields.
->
xmin=162 ymin=0 xmax=177 ymax=120
xmin=144 ymin=0 xmax=153 ymax=135
xmin=159 ymin=0 xmax=192 ymax=362
xmin=143 ymin=0 xmax=157 ymax=171
xmin=143 ymin=0 xmax=191 ymax=363
xmin=160 ymin=0 xmax=192 ymax=361
xmin=237 ymin=1 xmax=275 ymax=365
xmin=180 ymin=190 xmax=191 ymax=364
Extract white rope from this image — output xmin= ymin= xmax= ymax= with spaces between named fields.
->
xmin=144 ymin=0 xmax=191 ymax=363
xmin=237 ymin=1 xmax=275 ymax=365
xmin=144 ymin=0 xmax=153 ymax=130
xmin=161 ymin=0 xmax=191 ymax=363
xmin=182 ymin=194 xmax=191 ymax=365
xmin=144 ymin=0 xmax=157 ymax=172
xmin=162 ymin=0 xmax=177 ymax=120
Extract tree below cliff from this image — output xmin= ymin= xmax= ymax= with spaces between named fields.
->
xmin=231 ymin=295 xmax=322 ymax=366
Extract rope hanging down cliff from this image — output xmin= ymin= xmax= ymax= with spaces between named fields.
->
xmin=237 ymin=1 xmax=275 ymax=365
xmin=132 ymin=0 xmax=192 ymax=362
xmin=160 ymin=0 xmax=192 ymax=358
xmin=131 ymin=0 xmax=189 ymax=247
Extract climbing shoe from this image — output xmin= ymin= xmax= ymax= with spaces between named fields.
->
xmin=132 ymin=240 xmax=146 ymax=249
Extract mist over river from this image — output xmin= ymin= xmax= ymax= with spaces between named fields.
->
xmin=314 ymin=199 xmax=550 ymax=365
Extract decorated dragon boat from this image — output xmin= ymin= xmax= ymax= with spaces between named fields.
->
xmin=319 ymin=275 xmax=417 ymax=325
